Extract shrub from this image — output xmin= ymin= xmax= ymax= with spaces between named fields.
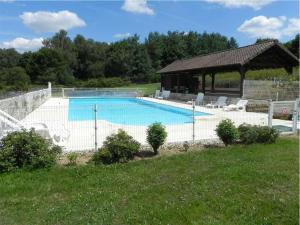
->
xmin=216 ymin=119 xmax=239 ymax=146
xmin=0 ymin=129 xmax=62 ymax=172
xmin=67 ymin=152 xmax=79 ymax=166
xmin=238 ymin=124 xmax=258 ymax=145
xmin=91 ymin=129 xmax=140 ymax=164
xmin=238 ymin=124 xmax=279 ymax=144
xmin=82 ymin=77 xmax=130 ymax=88
xmin=146 ymin=122 xmax=167 ymax=154
xmin=256 ymin=126 xmax=279 ymax=144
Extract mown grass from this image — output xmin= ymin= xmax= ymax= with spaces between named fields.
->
xmin=125 ymin=82 xmax=160 ymax=96
xmin=0 ymin=137 xmax=298 ymax=225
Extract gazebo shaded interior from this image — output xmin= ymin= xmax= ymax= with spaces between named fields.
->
xmin=157 ymin=41 xmax=299 ymax=97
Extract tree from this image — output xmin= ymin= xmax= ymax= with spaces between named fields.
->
xmin=0 ymin=48 xmax=21 ymax=68
xmin=26 ymin=48 xmax=74 ymax=85
xmin=73 ymin=34 xmax=107 ymax=80
xmin=145 ymin=32 xmax=164 ymax=70
xmin=5 ymin=67 xmax=31 ymax=90
xmin=285 ymin=34 xmax=299 ymax=58
xmin=255 ymin=38 xmax=278 ymax=44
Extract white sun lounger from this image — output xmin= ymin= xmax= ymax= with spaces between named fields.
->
xmin=223 ymin=99 xmax=248 ymax=111
xmin=187 ymin=92 xmax=204 ymax=105
xmin=154 ymin=90 xmax=161 ymax=98
xmin=158 ymin=90 xmax=171 ymax=100
xmin=0 ymin=109 xmax=70 ymax=146
xmin=206 ymin=96 xmax=227 ymax=108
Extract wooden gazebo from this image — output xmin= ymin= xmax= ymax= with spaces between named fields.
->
xmin=157 ymin=41 xmax=299 ymax=97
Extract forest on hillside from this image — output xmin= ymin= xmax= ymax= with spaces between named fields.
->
xmin=0 ymin=30 xmax=299 ymax=91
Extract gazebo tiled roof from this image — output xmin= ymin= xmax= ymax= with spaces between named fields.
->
xmin=158 ymin=41 xmax=299 ymax=74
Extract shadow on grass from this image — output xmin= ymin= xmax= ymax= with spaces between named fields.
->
xmin=136 ymin=150 xmax=156 ymax=158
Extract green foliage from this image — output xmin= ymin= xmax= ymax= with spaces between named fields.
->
xmin=238 ymin=124 xmax=259 ymax=144
xmin=67 ymin=152 xmax=79 ymax=166
xmin=146 ymin=122 xmax=167 ymax=154
xmin=216 ymin=119 xmax=239 ymax=146
xmin=284 ymin=34 xmax=299 ymax=58
xmin=81 ymin=77 xmax=130 ymax=88
xmin=255 ymin=126 xmax=279 ymax=144
xmin=0 ymin=30 xmax=298 ymax=91
xmin=92 ymin=129 xmax=140 ymax=164
xmin=0 ymin=129 xmax=62 ymax=172
xmin=3 ymin=66 xmax=31 ymax=91
xmin=238 ymin=124 xmax=279 ymax=144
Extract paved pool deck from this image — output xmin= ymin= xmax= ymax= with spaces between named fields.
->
xmin=21 ymin=97 xmax=296 ymax=151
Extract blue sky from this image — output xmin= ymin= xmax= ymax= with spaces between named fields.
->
xmin=0 ymin=0 xmax=299 ymax=52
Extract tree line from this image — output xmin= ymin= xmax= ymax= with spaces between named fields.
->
xmin=0 ymin=30 xmax=298 ymax=91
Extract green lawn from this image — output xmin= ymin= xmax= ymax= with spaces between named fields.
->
xmin=0 ymin=137 xmax=298 ymax=225
xmin=125 ymin=82 xmax=160 ymax=96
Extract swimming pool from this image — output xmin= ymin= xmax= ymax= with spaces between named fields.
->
xmin=68 ymin=98 xmax=210 ymax=125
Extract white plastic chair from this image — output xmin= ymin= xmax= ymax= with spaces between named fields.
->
xmin=187 ymin=93 xmax=204 ymax=105
xmin=206 ymin=96 xmax=228 ymax=108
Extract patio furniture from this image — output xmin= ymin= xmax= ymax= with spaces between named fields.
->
xmin=206 ymin=96 xmax=227 ymax=108
xmin=158 ymin=90 xmax=171 ymax=100
xmin=154 ymin=90 xmax=161 ymax=98
xmin=223 ymin=99 xmax=248 ymax=111
xmin=0 ymin=109 xmax=70 ymax=146
xmin=187 ymin=92 xmax=204 ymax=106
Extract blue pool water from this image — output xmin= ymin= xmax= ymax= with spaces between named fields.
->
xmin=68 ymin=98 xmax=210 ymax=125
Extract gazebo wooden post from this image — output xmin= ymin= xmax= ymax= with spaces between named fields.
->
xmin=211 ymin=73 xmax=215 ymax=93
xmin=239 ymin=67 xmax=246 ymax=97
xmin=176 ymin=74 xmax=180 ymax=93
xmin=284 ymin=65 xmax=293 ymax=75
xmin=202 ymin=74 xmax=206 ymax=94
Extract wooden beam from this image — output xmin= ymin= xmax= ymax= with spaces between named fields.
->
xmin=211 ymin=73 xmax=215 ymax=93
xmin=176 ymin=74 xmax=180 ymax=93
xmin=202 ymin=74 xmax=206 ymax=94
xmin=239 ymin=67 xmax=246 ymax=98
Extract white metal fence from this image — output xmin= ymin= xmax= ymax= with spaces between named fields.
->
xmin=0 ymin=92 xmax=298 ymax=152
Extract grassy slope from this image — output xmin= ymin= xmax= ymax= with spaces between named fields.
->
xmin=125 ymin=82 xmax=160 ymax=96
xmin=0 ymin=137 xmax=298 ymax=225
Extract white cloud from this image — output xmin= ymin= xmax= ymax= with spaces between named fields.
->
xmin=0 ymin=37 xmax=43 ymax=53
xmin=122 ymin=0 xmax=154 ymax=15
xmin=238 ymin=16 xmax=300 ymax=39
xmin=283 ymin=18 xmax=300 ymax=36
xmin=205 ymin=0 xmax=274 ymax=10
xmin=20 ymin=10 xmax=86 ymax=33
xmin=113 ymin=33 xmax=132 ymax=39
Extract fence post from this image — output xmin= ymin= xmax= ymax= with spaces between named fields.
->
xmin=192 ymin=99 xmax=195 ymax=143
xmin=268 ymin=99 xmax=273 ymax=128
xmin=94 ymin=104 xmax=98 ymax=151
xmin=292 ymin=99 xmax=299 ymax=134
xmin=48 ymin=82 xmax=52 ymax=98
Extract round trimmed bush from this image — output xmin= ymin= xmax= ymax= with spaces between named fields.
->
xmin=92 ymin=129 xmax=140 ymax=164
xmin=0 ymin=129 xmax=62 ymax=172
xmin=216 ymin=119 xmax=239 ymax=146
xmin=146 ymin=122 xmax=167 ymax=154
xmin=238 ymin=124 xmax=279 ymax=144
xmin=238 ymin=123 xmax=258 ymax=145
xmin=256 ymin=126 xmax=279 ymax=144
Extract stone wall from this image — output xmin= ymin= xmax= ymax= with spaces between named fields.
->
xmin=0 ymin=88 xmax=51 ymax=120
xmin=243 ymin=80 xmax=299 ymax=101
